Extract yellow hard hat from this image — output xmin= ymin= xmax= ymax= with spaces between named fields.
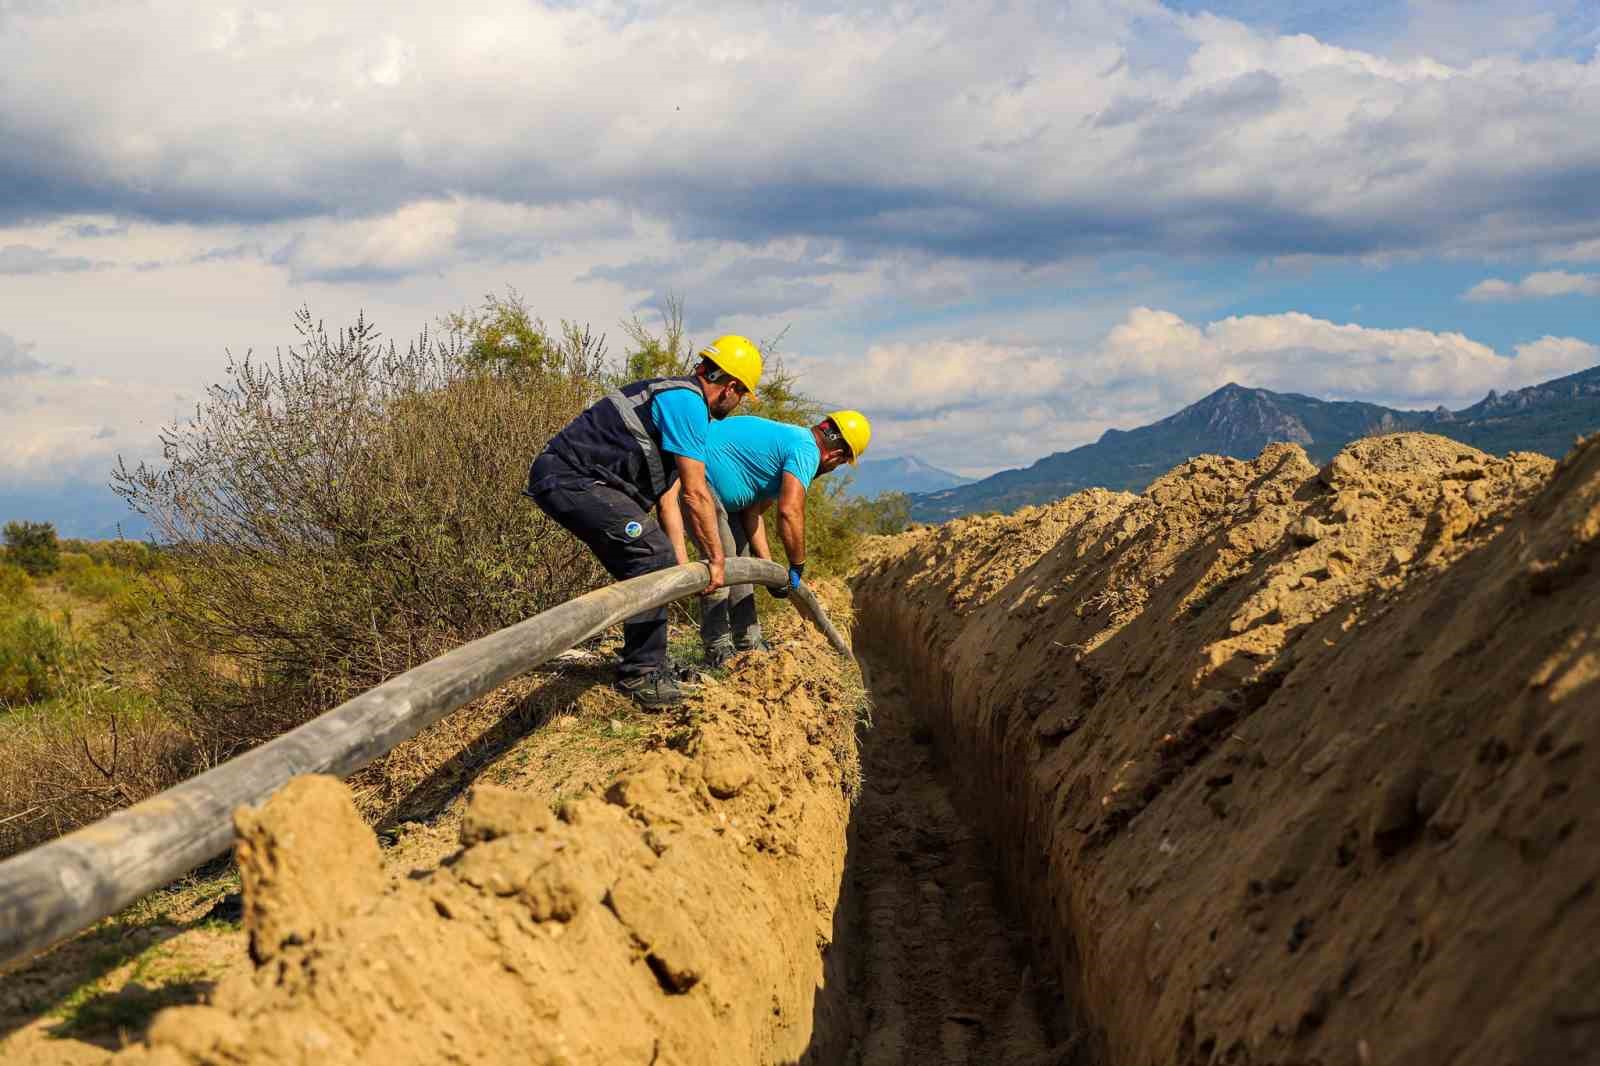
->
xmin=825 ymin=409 xmax=871 ymax=464
xmin=698 ymin=335 xmax=763 ymax=396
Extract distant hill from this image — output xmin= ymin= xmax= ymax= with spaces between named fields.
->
xmin=911 ymin=364 xmax=1600 ymax=521
xmin=838 ymin=456 xmax=974 ymax=499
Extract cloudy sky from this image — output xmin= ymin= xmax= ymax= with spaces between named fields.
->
xmin=3 ymin=0 xmax=1598 ymax=531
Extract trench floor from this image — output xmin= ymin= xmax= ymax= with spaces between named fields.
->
xmin=825 ymin=656 xmax=1078 ymax=1066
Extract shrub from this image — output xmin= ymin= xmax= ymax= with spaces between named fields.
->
xmin=58 ymin=553 xmax=133 ymax=602
xmin=59 ymin=538 xmax=159 ymax=571
xmin=0 ymin=608 xmax=68 ymax=706
xmin=0 ymin=684 xmax=187 ymax=856
xmin=113 ymin=307 xmax=611 ymax=755
xmin=4 ymin=520 xmax=60 ymax=577
xmin=0 ymin=561 xmax=30 ymax=606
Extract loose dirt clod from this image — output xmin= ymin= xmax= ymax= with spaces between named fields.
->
xmin=855 ymin=432 xmax=1598 ymax=1066
xmin=233 ymin=775 xmax=384 ymax=966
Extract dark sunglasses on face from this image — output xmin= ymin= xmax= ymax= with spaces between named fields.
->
xmin=707 ymin=367 xmax=748 ymax=396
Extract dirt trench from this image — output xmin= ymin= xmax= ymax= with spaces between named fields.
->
xmin=808 ymin=657 xmax=1076 ymax=1066
xmin=852 ymin=432 xmax=1600 ymax=1066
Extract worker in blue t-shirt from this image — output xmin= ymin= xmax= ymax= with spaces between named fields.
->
xmin=660 ymin=410 xmax=872 ymax=666
xmin=526 ymin=336 xmax=763 ymax=707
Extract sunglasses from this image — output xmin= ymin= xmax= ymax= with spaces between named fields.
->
xmin=819 ymin=422 xmax=852 ymax=457
xmin=707 ymin=368 xmax=748 ymax=396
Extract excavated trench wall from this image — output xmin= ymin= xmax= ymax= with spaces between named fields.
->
xmin=853 ymin=433 xmax=1600 ymax=1066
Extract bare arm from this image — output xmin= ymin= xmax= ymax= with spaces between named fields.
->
xmin=674 ymin=455 xmax=726 ymax=593
xmin=741 ymin=504 xmax=771 ymax=561
xmin=774 ymin=472 xmax=807 ymax=566
xmin=658 ymin=481 xmax=689 ymax=566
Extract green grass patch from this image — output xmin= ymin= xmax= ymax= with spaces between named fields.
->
xmin=51 ymin=940 xmax=212 ymax=1039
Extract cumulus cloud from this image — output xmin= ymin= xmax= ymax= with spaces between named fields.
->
xmin=1464 ymin=270 xmax=1600 ymax=301
xmin=271 ymin=197 xmax=635 ymax=282
xmin=796 ymin=308 xmax=1600 ymax=474
xmin=1096 ymin=309 xmax=1597 ymax=408
xmin=585 ymin=240 xmax=868 ymax=325
xmin=1 ymin=1 xmax=1597 ymax=267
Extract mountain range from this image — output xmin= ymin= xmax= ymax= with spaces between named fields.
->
xmin=910 ymin=363 xmax=1600 ymax=521
xmin=838 ymin=456 xmax=973 ymax=499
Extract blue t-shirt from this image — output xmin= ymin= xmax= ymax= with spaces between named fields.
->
xmin=703 ymin=417 xmax=821 ymax=512
xmin=652 ymin=387 xmax=710 ymax=463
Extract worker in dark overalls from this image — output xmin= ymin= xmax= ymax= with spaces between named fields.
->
xmin=526 ymin=336 xmax=763 ymax=707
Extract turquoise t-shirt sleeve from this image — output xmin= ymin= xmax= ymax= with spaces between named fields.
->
xmin=652 ymin=388 xmax=709 ymax=462
xmin=782 ymin=436 xmax=821 ymax=485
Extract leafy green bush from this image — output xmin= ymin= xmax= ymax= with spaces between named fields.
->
xmin=0 ymin=608 xmax=68 ymax=706
xmin=0 ymin=561 xmax=30 ymax=607
xmin=58 ymin=553 xmax=134 ymax=602
xmin=58 ymin=539 xmax=160 ymax=571
xmin=4 ymin=520 xmax=60 ymax=577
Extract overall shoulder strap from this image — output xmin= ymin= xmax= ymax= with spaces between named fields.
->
xmin=605 ymin=378 xmax=704 ymax=497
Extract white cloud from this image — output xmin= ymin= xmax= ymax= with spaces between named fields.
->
xmin=1100 ymin=309 xmax=1597 ymax=408
xmin=1464 ymin=270 xmax=1600 ymax=301
xmin=0 ymin=332 xmax=50 ymax=378
xmin=271 ymin=197 xmax=635 ymax=282
xmin=795 ymin=308 xmax=1600 ymax=474
xmin=1 ymin=2 xmax=1597 ymax=263
xmin=0 ymin=243 xmax=100 ymax=274
xmin=0 ymin=361 xmax=187 ymax=483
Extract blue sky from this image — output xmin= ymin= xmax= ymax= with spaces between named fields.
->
xmin=2 ymin=0 xmax=1598 ymax=533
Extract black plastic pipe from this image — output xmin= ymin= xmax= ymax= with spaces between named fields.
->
xmin=0 ymin=559 xmax=849 ymax=967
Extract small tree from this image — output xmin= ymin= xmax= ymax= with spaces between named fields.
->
xmin=443 ymin=288 xmax=606 ymax=381
xmin=615 ymin=295 xmax=696 ymax=383
xmin=3 ymin=521 xmax=60 ymax=577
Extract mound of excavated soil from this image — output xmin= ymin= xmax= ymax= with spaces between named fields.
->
xmin=118 ymin=644 xmax=861 ymax=1066
xmin=855 ymin=432 xmax=1600 ymax=1065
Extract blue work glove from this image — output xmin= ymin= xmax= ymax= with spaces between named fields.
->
xmin=769 ymin=561 xmax=804 ymax=598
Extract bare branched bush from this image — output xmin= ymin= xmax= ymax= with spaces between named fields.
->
xmin=0 ymin=692 xmax=187 ymax=856
xmin=112 ymin=307 xmax=609 ymax=759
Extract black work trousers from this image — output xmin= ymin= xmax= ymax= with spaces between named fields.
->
xmin=527 ymin=452 xmax=674 ymax=678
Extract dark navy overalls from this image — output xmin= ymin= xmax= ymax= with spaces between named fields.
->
xmin=526 ymin=377 xmax=704 ymax=678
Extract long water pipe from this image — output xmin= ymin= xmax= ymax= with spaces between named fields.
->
xmin=0 ymin=559 xmax=850 ymax=967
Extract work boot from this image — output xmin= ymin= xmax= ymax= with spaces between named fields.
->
xmin=702 ymin=636 xmax=738 ymax=670
xmin=736 ymin=636 xmax=771 ymax=653
xmin=670 ymin=659 xmax=706 ymax=688
xmin=614 ymin=668 xmax=685 ymax=709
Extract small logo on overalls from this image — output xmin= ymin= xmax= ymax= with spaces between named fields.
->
xmin=624 ymin=521 xmax=644 ymax=539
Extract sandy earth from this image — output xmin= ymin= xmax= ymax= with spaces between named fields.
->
xmin=14 ymin=431 xmax=1600 ymax=1064
xmin=854 ymin=432 xmax=1600 ymax=1065
xmin=115 ymin=631 xmax=862 ymax=1065
xmin=0 ymin=646 xmax=734 ymax=1064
